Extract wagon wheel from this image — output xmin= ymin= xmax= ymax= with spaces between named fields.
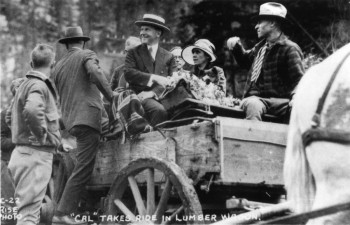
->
xmin=41 ymin=153 xmax=74 ymax=224
xmin=106 ymin=157 xmax=203 ymax=224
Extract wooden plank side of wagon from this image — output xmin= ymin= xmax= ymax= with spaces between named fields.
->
xmin=89 ymin=121 xmax=220 ymax=187
xmin=215 ymin=117 xmax=288 ymax=186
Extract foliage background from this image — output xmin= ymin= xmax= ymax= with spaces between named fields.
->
xmin=1 ymin=0 xmax=349 ymax=109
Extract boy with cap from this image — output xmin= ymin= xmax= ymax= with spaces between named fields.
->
xmin=227 ymin=2 xmax=304 ymax=121
xmin=124 ymin=14 xmax=176 ymax=126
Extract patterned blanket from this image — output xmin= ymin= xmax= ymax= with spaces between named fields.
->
xmin=111 ymin=89 xmax=149 ymax=136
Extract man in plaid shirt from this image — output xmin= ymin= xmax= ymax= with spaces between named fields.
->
xmin=227 ymin=2 xmax=304 ymax=121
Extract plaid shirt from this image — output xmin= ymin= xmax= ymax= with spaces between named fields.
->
xmin=232 ymin=34 xmax=304 ymax=99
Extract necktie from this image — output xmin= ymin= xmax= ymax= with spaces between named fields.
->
xmin=148 ymin=46 xmax=155 ymax=61
xmin=251 ymin=44 xmax=267 ymax=83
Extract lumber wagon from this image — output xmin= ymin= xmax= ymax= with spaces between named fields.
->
xmin=42 ymin=99 xmax=289 ymax=225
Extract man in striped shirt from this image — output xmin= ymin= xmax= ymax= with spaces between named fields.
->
xmin=227 ymin=2 xmax=304 ymax=121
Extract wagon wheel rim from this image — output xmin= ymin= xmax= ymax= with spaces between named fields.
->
xmin=106 ymin=157 xmax=202 ymax=225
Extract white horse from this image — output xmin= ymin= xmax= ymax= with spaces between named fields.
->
xmin=284 ymin=43 xmax=350 ymax=224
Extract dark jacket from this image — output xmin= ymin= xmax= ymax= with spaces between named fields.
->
xmin=6 ymin=71 xmax=61 ymax=150
xmin=1 ymin=108 xmax=15 ymax=161
xmin=232 ymin=34 xmax=304 ymax=99
xmin=51 ymin=47 xmax=113 ymax=133
xmin=124 ymin=43 xmax=176 ymax=98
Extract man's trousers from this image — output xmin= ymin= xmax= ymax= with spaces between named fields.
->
xmin=241 ymin=96 xmax=290 ymax=121
xmin=8 ymin=146 xmax=53 ymax=225
xmin=57 ymin=125 xmax=100 ymax=215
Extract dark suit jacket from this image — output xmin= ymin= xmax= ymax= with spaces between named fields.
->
xmin=124 ymin=43 xmax=176 ymax=97
xmin=52 ymin=48 xmax=112 ymax=133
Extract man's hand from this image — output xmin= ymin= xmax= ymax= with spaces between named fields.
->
xmin=138 ymin=91 xmax=155 ymax=102
xmin=151 ymin=75 xmax=169 ymax=87
xmin=62 ymin=144 xmax=74 ymax=152
xmin=227 ymin=37 xmax=241 ymax=50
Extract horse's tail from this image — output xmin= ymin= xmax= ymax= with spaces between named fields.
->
xmin=284 ymin=107 xmax=316 ymax=213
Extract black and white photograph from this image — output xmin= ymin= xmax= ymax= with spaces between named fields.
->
xmin=1 ymin=0 xmax=349 ymax=224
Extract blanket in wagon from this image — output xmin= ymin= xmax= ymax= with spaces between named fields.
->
xmin=110 ymin=89 xmax=150 ymax=136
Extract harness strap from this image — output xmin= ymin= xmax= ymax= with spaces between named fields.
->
xmin=302 ymin=128 xmax=350 ymax=147
xmin=302 ymin=51 xmax=350 ymax=146
xmin=312 ymin=51 xmax=350 ymax=127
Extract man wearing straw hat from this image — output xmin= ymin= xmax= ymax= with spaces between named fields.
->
xmin=51 ymin=26 xmax=113 ymax=225
xmin=124 ymin=14 xmax=176 ymax=126
xmin=227 ymin=2 xmax=304 ymax=121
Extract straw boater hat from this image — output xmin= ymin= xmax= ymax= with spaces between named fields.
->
xmin=252 ymin=2 xmax=288 ymax=23
xmin=182 ymin=39 xmax=217 ymax=65
xmin=135 ymin=14 xmax=170 ymax=32
xmin=58 ymin=26 xmax=90 ymax=44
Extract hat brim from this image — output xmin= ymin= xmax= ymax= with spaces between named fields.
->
xmin=135 ymin=21 xmax=170 ymax=32
xmin=182 ymin=45 xmax=216 ymax=66
xmin=251 ymin=14 xmax=288 ymax=24
xmin=58 ymin=36 xmax=90 ymax=44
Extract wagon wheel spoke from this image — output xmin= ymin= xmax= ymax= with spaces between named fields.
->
xmin=128 ymin=175 xmax=146 ymax=216
xmin=155 ymin=179 xmax=172 ymax=223
xmin=114 ymin=199 xmax=137 ymax=221
xmin=146 ymin=168 xmax=155 ymax=215
xmin=162 ymin=206 xmax=184 ymax=225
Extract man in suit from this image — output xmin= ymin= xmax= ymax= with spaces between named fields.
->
xmin=51 ymin=26 xmax=114 ymax=225
xmin=124 ymin=14 xmax=176 ymax=126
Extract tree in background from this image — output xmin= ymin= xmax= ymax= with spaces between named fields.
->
xmin=1 ymin=0 xmax=349 ymax=108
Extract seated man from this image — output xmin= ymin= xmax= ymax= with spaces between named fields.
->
xmin=227 ymin=2 xmax=304 ymax=121
xmin=124 ymin=14 xmax=176 ymax=126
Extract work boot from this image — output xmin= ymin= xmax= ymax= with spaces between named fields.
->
xmin=52 ymin=215 xmax=87 ymax=225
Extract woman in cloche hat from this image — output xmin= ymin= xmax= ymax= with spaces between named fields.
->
xmin=182 ymin=39 xmax=226 ymax=93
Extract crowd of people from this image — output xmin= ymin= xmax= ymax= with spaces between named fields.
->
xmin=1 ymin=2 xmax=305 ymax=225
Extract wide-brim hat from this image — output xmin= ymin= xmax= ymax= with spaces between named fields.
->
xmin=182 ymin=39 xmax=217 ymax=65
xmin=251 ymin=2 xmax=288 ymax=23
xmin=58 ymin=26 xmax=90 ymax=44
xmin=135 ymin=14 xmax=170 ymax=32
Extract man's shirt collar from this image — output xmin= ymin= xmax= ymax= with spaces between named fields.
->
xmin=147 ymin=43 xmax=159 ymax=59
xmin=26 ymin=70 xmax=48 ymax=81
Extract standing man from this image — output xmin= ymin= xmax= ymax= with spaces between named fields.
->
xmin=110 ymin=36 xmax=141 ymax=91
xmin=124 ymin=14 xmax=176 ymax=126
xmin=227 ymin=2 xmax=304 ymax=121
xmin=6 ymin=44 xmax=60 ymax=225
xmin=51 ymin=26 xmax=114 ymax=225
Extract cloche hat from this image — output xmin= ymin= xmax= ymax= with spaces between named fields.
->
xmin=135 ymin=14 xmax=170 ymax=32
xmin=252 ymin=2 xmax=288 ymax=23
xmin=58 ymin=26 xmax=90 ymax=44
xmin=182 ymin=39 xmax=216 ymax=65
